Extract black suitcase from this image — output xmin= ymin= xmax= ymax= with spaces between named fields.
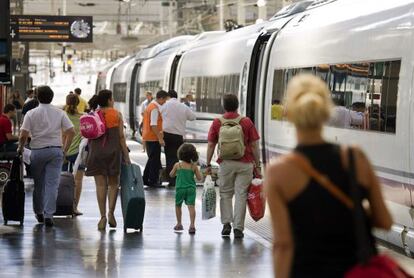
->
xmin=54 ymin=171 xmax=75 ymax=217
xmin=2 ymin=156 xmax=25 ymax=226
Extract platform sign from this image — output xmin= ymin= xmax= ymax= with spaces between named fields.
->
xmin=0 ymin=0 xmax=11 ymax=85
xmin=10 ymin=15 xmax=93 ymax=43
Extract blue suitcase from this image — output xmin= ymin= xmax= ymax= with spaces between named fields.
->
xmin=120 ymin=163 xmax=145 ymax=233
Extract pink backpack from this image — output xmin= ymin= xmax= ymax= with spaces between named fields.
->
xmin=80 ymin=110 xmax=106 ymax=140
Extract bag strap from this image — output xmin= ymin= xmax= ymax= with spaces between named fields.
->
xmin=284 ymin=152 xmax=354 ymax=209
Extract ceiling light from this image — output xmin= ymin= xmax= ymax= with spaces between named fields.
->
xmin=257 ymin=0 xmax=266 ymax=7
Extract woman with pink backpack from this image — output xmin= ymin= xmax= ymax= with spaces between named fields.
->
xmin=84 ymin=90 xmax=131 ymax=230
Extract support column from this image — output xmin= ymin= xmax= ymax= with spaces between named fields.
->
xmin=237 ymin=0 xmax=246 ymax=26
xmin=219 ymin=0 xmax=224 ymax=30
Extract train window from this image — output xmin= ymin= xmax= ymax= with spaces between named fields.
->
xmin=181 ymin=73 xmax=240 ymax=114
xmin=137 ymin=80 xmax=162 ymax=105
xmin=113 ymin=82 xmax=127 ymax=103
xmin=270 ymin=59 xmax=401 ymax=134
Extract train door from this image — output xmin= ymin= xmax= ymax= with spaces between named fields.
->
xmin=246 ymin=33 xmax=271 ymax=125
xmin=130 ymin=63 xmax=141 ymax=136
xmin=169 ymin=55 xmax=182 ymax=91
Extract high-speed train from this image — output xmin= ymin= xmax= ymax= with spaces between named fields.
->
xmin=98 ymin=0 xmax=414 ymax=254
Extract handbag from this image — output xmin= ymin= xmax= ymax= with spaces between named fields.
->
xmin=286 ymin=149 xmax=412 ymax=278
xmin=247 ymin=171 xmax=265 ymax=222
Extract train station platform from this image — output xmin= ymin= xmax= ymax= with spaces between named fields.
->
xmin=0 ymin=141 xmax=413 ymax=277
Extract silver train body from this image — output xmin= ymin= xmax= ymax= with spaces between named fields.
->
xmin=98 ymin=0 xmax=414 ymax=255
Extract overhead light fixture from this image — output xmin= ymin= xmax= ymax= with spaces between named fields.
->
xmin=257 ymin=0 xmax=266 ymax=7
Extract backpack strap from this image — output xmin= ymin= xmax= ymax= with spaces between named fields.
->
xmin=219 ymin=115 xmax=243 ymax=125
xmin=283 ymin=152 xmax=354 ymax=209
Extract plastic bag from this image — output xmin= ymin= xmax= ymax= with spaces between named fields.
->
xmin=202 ymin=175 xmax=216 ymax=220
xmin=247 ymin=178 xmax=265 ymax=221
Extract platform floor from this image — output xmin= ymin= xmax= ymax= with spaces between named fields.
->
xmin=0 ymin=140 xmax=413 ymax=277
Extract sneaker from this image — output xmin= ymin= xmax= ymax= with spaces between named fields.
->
xmin=45 ymin=218 xmax=54 ymax=227
xmin=35 ymin=214 xmax=44 ymax=223
xmin=234 ymin=229 xmax=244 ymax=239
xmin=221 ymin=223 xmax=232 ymax=236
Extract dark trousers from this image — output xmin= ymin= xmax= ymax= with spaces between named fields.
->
xmin=143 ymin=141 xmax=162 ymax=187
xmin=164 ymin=132 xmax=184 ymax=186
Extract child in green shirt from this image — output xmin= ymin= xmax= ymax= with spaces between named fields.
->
xmin=170 ymin=143 xmax=203 ymax=234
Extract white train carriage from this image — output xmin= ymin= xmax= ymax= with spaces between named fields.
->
xmin=259 ymin=0 xmax=414 ymax=253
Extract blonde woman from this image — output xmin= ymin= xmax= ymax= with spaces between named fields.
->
xmin=265 ymin=74 xmax=392 ymax=278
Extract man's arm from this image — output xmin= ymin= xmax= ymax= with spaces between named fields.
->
xmin=185 ymin=105 xmax=196 ymax=121
xmin=17 ymin=130 xmax=30 ymax=153
xmin=252 ymin=140 xmax=261 ymax=167
xmin=206 ymin=141 xmax=216 ymax=174
xmin=151 ymin=125 xmax=164 ymax=146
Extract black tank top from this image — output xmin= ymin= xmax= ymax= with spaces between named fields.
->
xmin=288 ymin=143 xmax=375 ymax=278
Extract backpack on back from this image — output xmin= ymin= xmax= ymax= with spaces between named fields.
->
xmin=80 ymin=110 xmax=106 ymax=140
xmin=217 ymin=116 xmax=245 ymax=160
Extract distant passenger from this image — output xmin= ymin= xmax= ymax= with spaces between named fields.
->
xmin=88 ymin=95 xmax=99 ymax=112
xmin=18 ymin=86 xmax=76 ymax=227
xmin=161 ymin=90 xmax=196 ymax=187
xmin=0 ymin=104 xmax=18 ymax=152
xmin=85 ymin=90 xmax=131 ymax=230
xmin=329 ymin=98 xmax=364 ymax=128
xmin=183 ymin=93 xmax=196 ymax=111
xmin=140 ymin=91 xmax=153 ymax=117
xmin=206 ymin=94 xmax=261 ymax=239
xmin=22 ymin=88 xmax=39 ymax=117
xmin=142 ymin=90 xmax=168 ymax=187
xmin=25 ymin=89 xmax=35 ymax=104
xmin=170 ymin=143 xmax=203 ymax=234
xmin=265 ymin=74 xmax=392 ymax=278
xmin=63 ymin=94 xmax=85 ymax=216
xmin=8 ymin=90 xmax=24 ymax=134
xmin=140 ymin=91 xmax=153 ymax=152
xmin=271 ymin=99 xmax=284 ymax=120
xmin=74 ymin=88 xmax=88 ymax=113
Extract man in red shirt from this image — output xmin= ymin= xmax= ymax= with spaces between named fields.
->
xmin=206 ymin=94 xmax=261 ymax=238
xmin=0 ymin=104 xmax=18 ymax=152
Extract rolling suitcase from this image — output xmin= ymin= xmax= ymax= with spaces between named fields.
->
xmin=54 ymin=166 xmax=75 ymax=217
xmin=2 ymin=155 xmax=25 ymax=226
xmin=120 ymin=163 xmax=145 ymax=233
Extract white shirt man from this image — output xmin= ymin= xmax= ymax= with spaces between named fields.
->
xmin=161 ymin=91 xmax=196 ymax=186
xmin=329 ymin=106 xmax=364 ymax=128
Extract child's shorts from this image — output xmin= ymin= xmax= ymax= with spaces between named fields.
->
xmin=176 ymin=187 xmax=196 ymax=206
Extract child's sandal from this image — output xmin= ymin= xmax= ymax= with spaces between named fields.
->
xmin=189 ymin=227 xmax=196 ymax=234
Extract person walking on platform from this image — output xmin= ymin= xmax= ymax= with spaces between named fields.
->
xmin=85 ymin=90 xmax=131 ymax=230
xmin=142 ymin=90 xmax=168 ymax=188
xmin=0 ymin=104 xmax=19 ymax=152
xmin=140 ymin=91 xmax=153 ymax=151
xmin=74 ymin=88 xmax=88 ymax=113
xmin=25 ymin=89 xmax=35 ymax=104
xmin=8 ymin=90 xmax=24 ymax=134
xmin=63 ymin=94 xmax=85 ymax=216
xmin=170 ymin=143 xmax=203 ymax=234
xmin=265 ymin=74 xmax=392 ymax=278
xmin=206 ymin=94 xmax=261 ymax=239
xmin=18 ymin=86 xmax=75 ymax=227
xmin=161 ymin=90 xmax=196 ymax=187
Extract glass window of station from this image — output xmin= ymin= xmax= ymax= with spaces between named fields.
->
xmin=271 ymin=60 xmax=401 ymax=134
xmin=181 ymin=74 xmax=240 ymax=114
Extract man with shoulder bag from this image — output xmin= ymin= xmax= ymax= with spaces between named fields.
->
xmin=206 ymin=94 xmax=261 ymax=238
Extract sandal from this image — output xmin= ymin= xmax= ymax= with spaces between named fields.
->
xmin=174 ymin=224 xmax=184 ymax=232
xmin=189 ymin=227 xmax=196 ymax=234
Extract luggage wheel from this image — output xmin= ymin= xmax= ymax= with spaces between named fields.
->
xmin=124 ymin=227 xmax=127 ymax=233
xmin=19 ymin=221 xmax=23 ymax=226
xmin=4 ymin=220 xmax=7 ymax=225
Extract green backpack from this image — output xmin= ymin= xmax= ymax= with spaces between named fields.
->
xmin=217 ymin=116 xmax=245 ymax=160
